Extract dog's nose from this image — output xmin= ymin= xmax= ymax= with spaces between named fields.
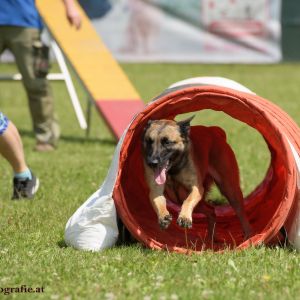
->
xmin=147 ymin=157 xmax=159 ymax=168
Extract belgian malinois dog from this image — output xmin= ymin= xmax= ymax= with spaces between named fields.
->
xmin=142 ymin=117 xmax=252 ymax=241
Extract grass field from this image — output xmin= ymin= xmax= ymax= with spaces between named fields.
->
xmin=0 ymin=63 xmax=300 ymax=300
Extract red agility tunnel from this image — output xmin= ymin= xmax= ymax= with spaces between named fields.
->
xmin=113 ymin=84 xmax=300 ymax=252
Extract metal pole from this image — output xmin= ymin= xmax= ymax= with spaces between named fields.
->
xmin=0 ymin=73 xmax=65 ymax=81
xmin=86 ymin=97 xmax=93 ymax=137
xmin=50 ymin=40 xmax=87 ymax=130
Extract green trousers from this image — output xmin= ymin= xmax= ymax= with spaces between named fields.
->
xmin=0 ymin=26 xmax=60 ymax=146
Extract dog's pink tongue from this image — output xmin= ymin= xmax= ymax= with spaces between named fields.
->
xmin=155 ymin=166 xmax=167 ymax=185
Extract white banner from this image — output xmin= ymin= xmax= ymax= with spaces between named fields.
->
xmin=92 ymin=0 xmax=282 ymax=63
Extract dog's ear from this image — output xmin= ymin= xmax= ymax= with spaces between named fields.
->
xmin=142 ymin=120 xmax=153 ymax=140
xmin=177 ymin=115 xmax=194 ymax=137
xmin=146 ymin=120 xmax=153 ymax=127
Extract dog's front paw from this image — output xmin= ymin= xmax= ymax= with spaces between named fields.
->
xmin=159 ymin=214 xmax=173 ymax=229
xmin=177 ymin=216 xmax=192 ymax=229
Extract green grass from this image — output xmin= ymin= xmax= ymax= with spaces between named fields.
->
xmin=0 ymin=63 xmax=300 ymax=299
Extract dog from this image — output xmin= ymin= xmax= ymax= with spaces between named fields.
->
xmin=142 ymin=117 xmax=252 ymax=241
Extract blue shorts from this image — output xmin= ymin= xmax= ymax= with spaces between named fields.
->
xmin=0 ymin=112 xmax=9 ymax=135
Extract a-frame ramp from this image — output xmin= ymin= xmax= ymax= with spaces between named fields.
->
xmin=36 ymin=0 xmax=145 ymax=139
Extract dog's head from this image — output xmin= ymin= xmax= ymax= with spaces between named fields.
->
xmin=142 ymin=116 xmax=194 ymax=185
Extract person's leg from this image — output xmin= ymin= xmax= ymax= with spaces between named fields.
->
xmin=0 ymin=115 xmax=28 ymax=174
xmin=7 ymin=27 xmax=60 ymax=150
xmin=0 ymin=113 xmax=39 ymax=199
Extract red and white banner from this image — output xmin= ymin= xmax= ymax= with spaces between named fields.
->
xmin=92 ymin=0 xmax=282 ymax=63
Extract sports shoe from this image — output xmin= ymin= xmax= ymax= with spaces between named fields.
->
xmin=12 ymin=171 xmax=40 ymax=200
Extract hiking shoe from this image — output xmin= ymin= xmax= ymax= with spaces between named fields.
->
xmin=12 ymin=171 xmax=40 ymax=200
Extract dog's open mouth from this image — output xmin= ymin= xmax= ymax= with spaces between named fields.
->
xmin=154 ymin=161 xmax=169 ymax=185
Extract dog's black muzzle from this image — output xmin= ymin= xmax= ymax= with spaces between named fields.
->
xmin=146 ymin=152 xmax=173 ymax=170
xmin=147 ymin=158 xmax=160 ymax=169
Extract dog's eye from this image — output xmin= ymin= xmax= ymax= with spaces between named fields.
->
xmin=146 ymin=138 xmax=153 ymax=145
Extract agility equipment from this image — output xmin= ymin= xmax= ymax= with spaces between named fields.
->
xmin=65 ymin=77 xmax=300 ymax=252
xmin=36 ymin=0 xmax=144 ymax=139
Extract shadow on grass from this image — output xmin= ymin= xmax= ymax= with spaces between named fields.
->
xmin=57 ymin=239 xmax=68 ymax=248
xmin=56 ymin=238 xmax=144 ymax=252
xmin=57 ymin=237 xmax=296 ymax=254
xmin=19 ymin=129 xmax=115 ymax=146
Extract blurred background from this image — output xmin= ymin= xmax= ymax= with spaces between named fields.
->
xmin=1 ymin=0 xmax=300 ymax=63
xmin=77 ymin=0 xmax=298 ymax=62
